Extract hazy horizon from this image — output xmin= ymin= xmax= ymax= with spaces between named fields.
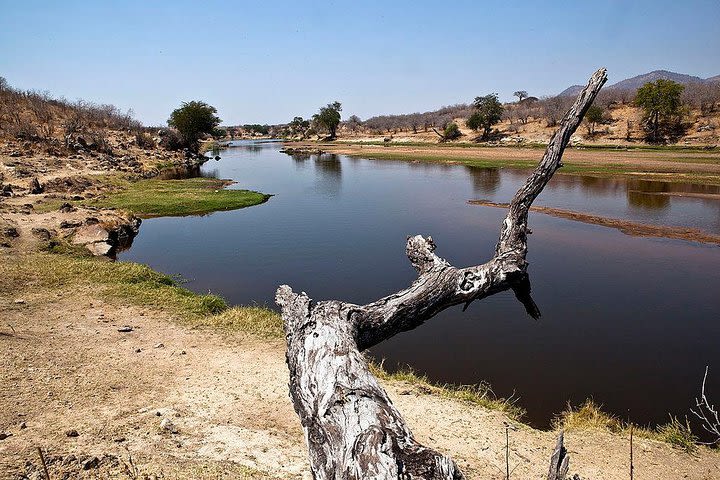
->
xmin=2 ymin=0 xmax=719 ymax=126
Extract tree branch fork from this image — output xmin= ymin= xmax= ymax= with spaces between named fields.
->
xmin=276 ymin=68 xmax=607 ymax=479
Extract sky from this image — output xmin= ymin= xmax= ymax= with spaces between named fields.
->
xmin=1 ymin=0 xmax=719 ymax=126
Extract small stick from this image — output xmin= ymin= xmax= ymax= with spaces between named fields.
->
xmin=506 ymin=425 xmax=510 ymax=480
xmin=36 ymin=446 xmax=50 ymax=480
xmin=630 ymin=425 xmax=634 ymax=480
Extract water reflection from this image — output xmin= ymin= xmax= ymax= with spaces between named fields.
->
xmin=466 ymin=166 xmax=501 ymax=195
xmin=627 ymin=190 xmax=671 ymax=210
xmin=313 ymin=154 xmax=342 ymax=197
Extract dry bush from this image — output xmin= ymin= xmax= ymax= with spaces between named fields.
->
xmin=135 ymin=132 xmax=156 ymax=149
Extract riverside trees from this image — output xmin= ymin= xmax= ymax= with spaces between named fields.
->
xmin=635 ymin=79 xmax=686 ymax=143
xmin=312 ymin=101 xmax=342 ymax=140
xmin=167 ymin=101 xmax=221 ymax=152
xmin=467 ymin=93 xmax=504 ymax=140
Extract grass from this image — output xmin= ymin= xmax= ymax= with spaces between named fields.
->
xmin=369 ymin=360 xmax=526 ymax=422
xmin=554 ymin=399 xmax=699 ymax=453
xmin=87 ymin=177 xmax=271 ymax=217
xmin=0 ymin=252 xmax=282 ymax=337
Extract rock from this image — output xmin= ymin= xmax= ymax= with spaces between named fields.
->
xmin=1 ymin=184 xmax=13 ymax=197
xmin=154 ymin=343 xmax=164 ymax=348
xmin=72 ymin=224 xmax=110 ymax=245
xmin=60 ymin=220 xmax=82 ymax=229
xmin=215 ymin=155 xmax=221 ymax=160
xmin=19 ymin=422 xmax=26 ymax=429
xmin=2 ymin=227 xmax=19 ymax=238
xmin=13 ymin=299 xmax=26 ymax=304
xmin=0 ymin=432 xmax=11 ymax=440
xmin=113 ymin=436 xmax=126 ymax=443
xmin=86 ymin=242 xmax=113 ymax=256
xmin=31 ymin=228 xmax=52 ymax=241
xmin=29 ymin=177 xmax=43 ymax=194
xmin=117 ymin=326 xmax=133 ymax=332
xmin=9 ymin=151 xmax=21 ymax=157
xmin=58 ymin=203 xmax=76 ymax=213
xmin=160 ymin=418 xmax=178 ymax=434
xmin=84 ymin=217 xmax=99 ymax=225
xmin=81 ymin=456 xmax=99 ymax=470
xmin=65 ymin=429 xmax=79 ymax=437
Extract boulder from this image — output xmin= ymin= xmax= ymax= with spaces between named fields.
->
xmin=72 ymin=224 xmax=111 ymax=245
xmin=31 ymin=228 xmax=52 ymax=241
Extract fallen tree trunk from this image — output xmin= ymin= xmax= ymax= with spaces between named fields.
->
xmin=276 ymin=68 xmax=607 ymax=479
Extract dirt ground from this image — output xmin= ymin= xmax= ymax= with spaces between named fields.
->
xmin=1 ymin=286 xmax=718 ymax=479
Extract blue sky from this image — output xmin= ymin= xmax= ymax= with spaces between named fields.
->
xmin=1 ymin=0 xmax=718 ymax=126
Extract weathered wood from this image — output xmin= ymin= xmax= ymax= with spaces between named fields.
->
xmin=547 ymin=431 xmax=570 ymax=480
xmin=277 ymin=68 xmax=607 ymax=479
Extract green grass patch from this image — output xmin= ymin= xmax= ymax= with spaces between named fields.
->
xmin=0 ymin=252 xmax=282 ymax=337
xmin=86 ymin=177 xmax=271 ymax=217
xmin=369 ymin=360 xmax=526 ymax=421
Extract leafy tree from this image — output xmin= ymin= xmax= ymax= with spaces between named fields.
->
xmin=288 ymin=116 xmax=310 ymax=137
xmin=442 ymin=122 xmax=461 ymax=140
xmin=167 ymin=101 xmax=221 ymax=151
xmin=468 ymin=94 xmax=504 ymax=140
xmin=584 ymin=105 xmax=604 ymax=135
xmin=514 ymin=90 xmax=528 ymax=103
xmin=312 ymin=101 xmax=342 ymax=139
xmin=635 ymin=79 xmax=685 ymax=143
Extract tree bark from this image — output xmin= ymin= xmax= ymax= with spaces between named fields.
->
xmin=276 ymin=68 xmax=607 ymax=479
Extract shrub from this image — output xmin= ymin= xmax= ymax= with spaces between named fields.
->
xmin=443 ymin=122 xmax=462 ymax=140
xmin=135 ymin=132 xmax=155 ymax=149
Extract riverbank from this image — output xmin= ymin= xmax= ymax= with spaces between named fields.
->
xmin=287 ymin=140 xmax=720 ymax=185
xmin=0 ymin=136 xmax=270 ymax=257
xmin=2 ymin=251 xmax=719 ymax=479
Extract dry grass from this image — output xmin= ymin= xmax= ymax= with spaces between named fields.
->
xmin=554 ymin=399 xmax=699 ymax=453
xmin=369 ymin=360 xmax=526 ymax=421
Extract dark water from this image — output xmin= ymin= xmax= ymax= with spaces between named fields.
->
xmin=120 ymin=140 xmax=720 ymax=430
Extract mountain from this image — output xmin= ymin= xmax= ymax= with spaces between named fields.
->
xmin=608 ymin=70 xmax=704 ymax=91
xmin=557 ymin=85 xmax=584 ymax=97
xmin=558 ymin=70 xmax=719 ymax=96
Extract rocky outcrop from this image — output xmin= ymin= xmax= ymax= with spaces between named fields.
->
xmin=71 ymin=216 xmax=141 ymax=258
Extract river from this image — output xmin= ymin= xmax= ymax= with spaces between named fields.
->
xmin=120 ymin=140 xmax=720 ymax=430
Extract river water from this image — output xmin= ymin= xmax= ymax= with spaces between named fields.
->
xmin=120 ymin=140 xmax=720 ymax=430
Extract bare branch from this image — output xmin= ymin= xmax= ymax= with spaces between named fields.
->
xmin=690 ymin=366 xmax=720 ymax=444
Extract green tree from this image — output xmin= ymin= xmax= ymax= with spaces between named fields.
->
xmin=469 ymin=94 xmax=504 ymax=140
xmin=635 ymin=79 xmax=685 ymax=143
xmin=312 ymin=101 xmax=342 ymax=139
xmin=584 ymin=105 xmax=604 ymax=135
xmin=167 ymin=101 xmax=221 ymax=152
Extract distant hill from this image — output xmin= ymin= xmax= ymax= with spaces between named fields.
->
xmin=558 ymin=70 xmax=719 ymax=96
xmin=557 ymin=85 xmax=584 ymax=97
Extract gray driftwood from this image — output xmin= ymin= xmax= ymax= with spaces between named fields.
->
xmin=276 ymin=68 xmax=607 ymax=479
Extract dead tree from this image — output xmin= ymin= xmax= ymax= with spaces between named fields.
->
xmin=276 ymin=68 xmax=607 ymax=479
